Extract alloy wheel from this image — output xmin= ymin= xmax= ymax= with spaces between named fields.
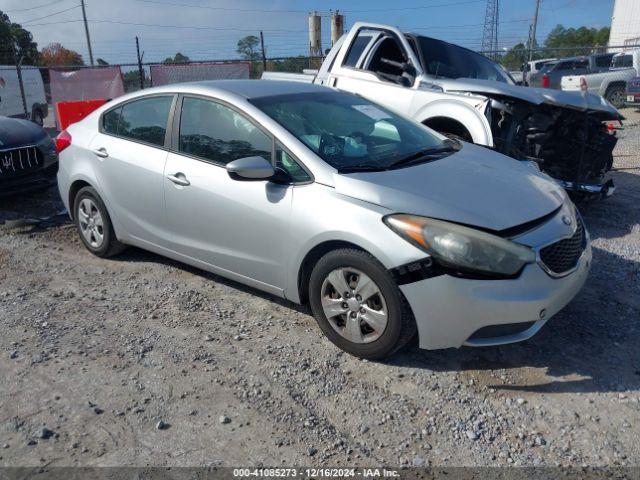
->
xmin=320 ymin=267 xmax=388 ymax=344
xmin=78 ymin=198 xmax=105 ymax=249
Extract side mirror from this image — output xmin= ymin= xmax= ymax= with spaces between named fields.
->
xmin=226 ymin=156 xmax=275 ymax=180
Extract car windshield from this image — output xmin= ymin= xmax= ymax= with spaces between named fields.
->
xmin=416 ymin=36 xmax=513 ymax=83
xmin=250 ymin=91 xmax=450 ymax=172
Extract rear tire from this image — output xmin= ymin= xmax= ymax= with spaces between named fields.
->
xmin=605 ymin=84 xmax=626 ymax=109
xmin=73 ymin=186 xmax=126 ymax=258
xmin=308 ymin=248 xmax=417 ymax=360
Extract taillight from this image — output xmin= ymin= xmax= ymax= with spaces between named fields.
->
xmin=542 ymin=74 xmax=549 ymax=88
xmin=55 ymin=130 xmax=72 ymax=153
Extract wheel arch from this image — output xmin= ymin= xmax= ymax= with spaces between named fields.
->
xmin=422 ymin=116 xmax=473 ymax=142
xmin=415 ymin=99 xmax=493 ymax=146
xmin=68 ymin=179 xmax=92 ymax=219
xmin=295 ymin=240 xmax=372 ymax=305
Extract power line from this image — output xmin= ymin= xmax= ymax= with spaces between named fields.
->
xmin=132 ymin=0 xmax=485 ymax=14
xmin=3 ymin=0 xmax=67 ymax=13
xmin=20 ymin=4 xmax=82 ymax=26
xmin=25 ymin=18 xmax=308 ymax=32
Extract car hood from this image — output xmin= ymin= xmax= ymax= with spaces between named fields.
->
xmin=438 ymin=78 xmax=622 ymax=120
xmin=333 ymin=143 xmax=566 ymax=232
xmin=0 ymin=116 xmax=48 ymax=149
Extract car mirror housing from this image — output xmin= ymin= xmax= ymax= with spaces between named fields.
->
xmin=226 ymin=156 xmax=275 ymax=181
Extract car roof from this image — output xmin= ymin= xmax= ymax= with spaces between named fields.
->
xmin=169 ymin=79 xmax=330 ymax=99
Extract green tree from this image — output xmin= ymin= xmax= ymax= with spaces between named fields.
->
xmin=236 ymin=35 xmax=260 ymax=62
xmin=501 ymin=42 xmax=527 ymax=71
xmin=163 ymin=52 xmax=190 ymax=64
xmin=544 ymin=24 xmax=611 ymax=57
xmin=0 ymin=10 xmax=39 ymax=65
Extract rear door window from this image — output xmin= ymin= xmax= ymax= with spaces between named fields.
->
xmin=103 ymin=106 xmax=122 ymax=135
xmin=595 ymin=54 xmax=613 ymax=68
xmin=117 ymin=96 xmax=173 ymax=147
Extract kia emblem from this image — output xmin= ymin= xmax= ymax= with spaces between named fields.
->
xmin=562 ymin=215 xmax=572 ymax=226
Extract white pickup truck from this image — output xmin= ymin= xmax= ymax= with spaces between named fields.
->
xmin=264 ymin=22 xmax=622 ymax=196
xmin=561 ymin=49 xmax=640 ymax=109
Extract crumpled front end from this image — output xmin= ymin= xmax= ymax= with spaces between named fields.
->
xmin=485 ymin=97 xmax=619 ymax=197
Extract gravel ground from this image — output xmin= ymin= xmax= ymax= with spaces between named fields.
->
xmin=0 ymin=110 xmax=639 ymax=468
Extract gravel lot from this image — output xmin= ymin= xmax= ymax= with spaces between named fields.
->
xmin=1 ymin=110 xmax=639 ymax=469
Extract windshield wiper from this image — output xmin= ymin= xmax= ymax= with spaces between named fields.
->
xmin=338 ymin=163 xmax=387 ymax=173
xmin=387 ymin=142 xmax=459 ymax=169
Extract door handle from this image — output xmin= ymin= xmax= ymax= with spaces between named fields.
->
xmin=91 ymin=147 xmax=109 ymax=158
xmin=167 ymin=172 xmax=190 ymax=186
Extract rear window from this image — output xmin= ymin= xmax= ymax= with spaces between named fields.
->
xmin=111 ymin=96 xmax=173 ymax=147
xmin=595 ymin=54 xmax=614 ymax=68
xmin=613 ymin=55 xmax=633 ymax=69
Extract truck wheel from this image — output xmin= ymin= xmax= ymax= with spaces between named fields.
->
xmin=605 ymin=85 xmax=626 ymax=109
xmin=308 ymin=248 xmax=417 ymax=360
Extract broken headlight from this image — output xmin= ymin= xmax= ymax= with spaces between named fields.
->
xmin=384 ymin=214 xmax=536 ymax=276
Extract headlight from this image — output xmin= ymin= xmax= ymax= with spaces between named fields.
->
xmin=384 ymin=214 xmax=536 ymax=276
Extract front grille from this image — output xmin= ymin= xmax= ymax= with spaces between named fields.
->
xmin=627 ymin=81 xmax=640 ymax=93
xmin=0 ymin=146 xmax=43 ymax=178
xmin=539 ymin=216 xmax=586 ymax=275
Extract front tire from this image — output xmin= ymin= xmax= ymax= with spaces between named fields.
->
xmin=308 ymin=248 xmax=417 ymax=360
xmin=73 ymin=186 xmax=126 ymax=258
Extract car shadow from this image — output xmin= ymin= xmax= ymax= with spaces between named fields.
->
xmin=387 ymin=244 xmax=640 ymax=395
xmin=575 ymin=170 xmax=640 ymax=240
xmin=112 ymin=246 xmax=312 ymax=316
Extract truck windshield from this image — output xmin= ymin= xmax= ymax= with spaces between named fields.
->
xmin=250 ymin=91 xmax=449 ymax=172
xmin=416 ymin=36 xmax=513 ymax=83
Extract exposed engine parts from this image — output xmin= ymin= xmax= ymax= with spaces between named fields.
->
xmin=487 ymin=97 xmax=618 ymax=195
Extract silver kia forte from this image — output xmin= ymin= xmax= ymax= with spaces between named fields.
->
xmin=56 ymin=80 xmax=591 ymax=359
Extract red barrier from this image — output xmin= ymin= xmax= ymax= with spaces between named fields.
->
xmin=55 ymin=99 xmax=108 ymax=130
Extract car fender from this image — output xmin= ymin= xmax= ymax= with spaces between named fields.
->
xmin=284 ymin=185 xmax=427 ymax=304
xmin=414 ymin=98 xmax=493 ymax=146
xmin=58 ymin=140 xmax=128 ymax=242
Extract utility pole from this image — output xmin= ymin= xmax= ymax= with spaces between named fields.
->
xmin=260 ymin=31 xmax=267 ymax=72
xmin=136 ymin=36 xmax=145 ymax=90
xmin=11 ymin=40 xmax=28 ymax=119
xmin=80 ymin=0 xmax=94 ymax=66
xmin=528 ymin=0 xmax=542 ymax=63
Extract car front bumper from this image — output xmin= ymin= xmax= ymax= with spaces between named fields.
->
xmin=559 ymin=178 xmax=615 ymax=197
xmin=400 ymin=242 xmax=591 ymax=350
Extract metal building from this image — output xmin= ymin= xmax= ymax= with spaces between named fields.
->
xmin=609 ymin=0 xmax=640 ymax=50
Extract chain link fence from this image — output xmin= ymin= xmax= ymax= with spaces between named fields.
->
xmin=1 ymin=44 xmax=637 ymax=130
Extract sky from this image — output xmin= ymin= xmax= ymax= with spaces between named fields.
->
xmin=3 ymin=0 xmax=616 ymax=65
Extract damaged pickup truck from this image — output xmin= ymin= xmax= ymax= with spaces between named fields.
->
xmin=263 ymin=22 xmax=622 ymax=196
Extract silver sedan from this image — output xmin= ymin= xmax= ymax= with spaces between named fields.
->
xmin=56 ymin=80 xmax=591 ymax=359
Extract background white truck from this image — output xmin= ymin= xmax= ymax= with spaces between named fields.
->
xmin=561 ymin=49 xmax=640 ymax=108
xmin=263 ymin=22 xmax=621 ymax=196
xmin=0 ymin=66 xmax=48 ymax=125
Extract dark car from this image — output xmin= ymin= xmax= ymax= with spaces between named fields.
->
xmin=0 ymin=116 xmax=58 ymax=197
xmin=626 ymin=77 xmax=640 ymax=107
